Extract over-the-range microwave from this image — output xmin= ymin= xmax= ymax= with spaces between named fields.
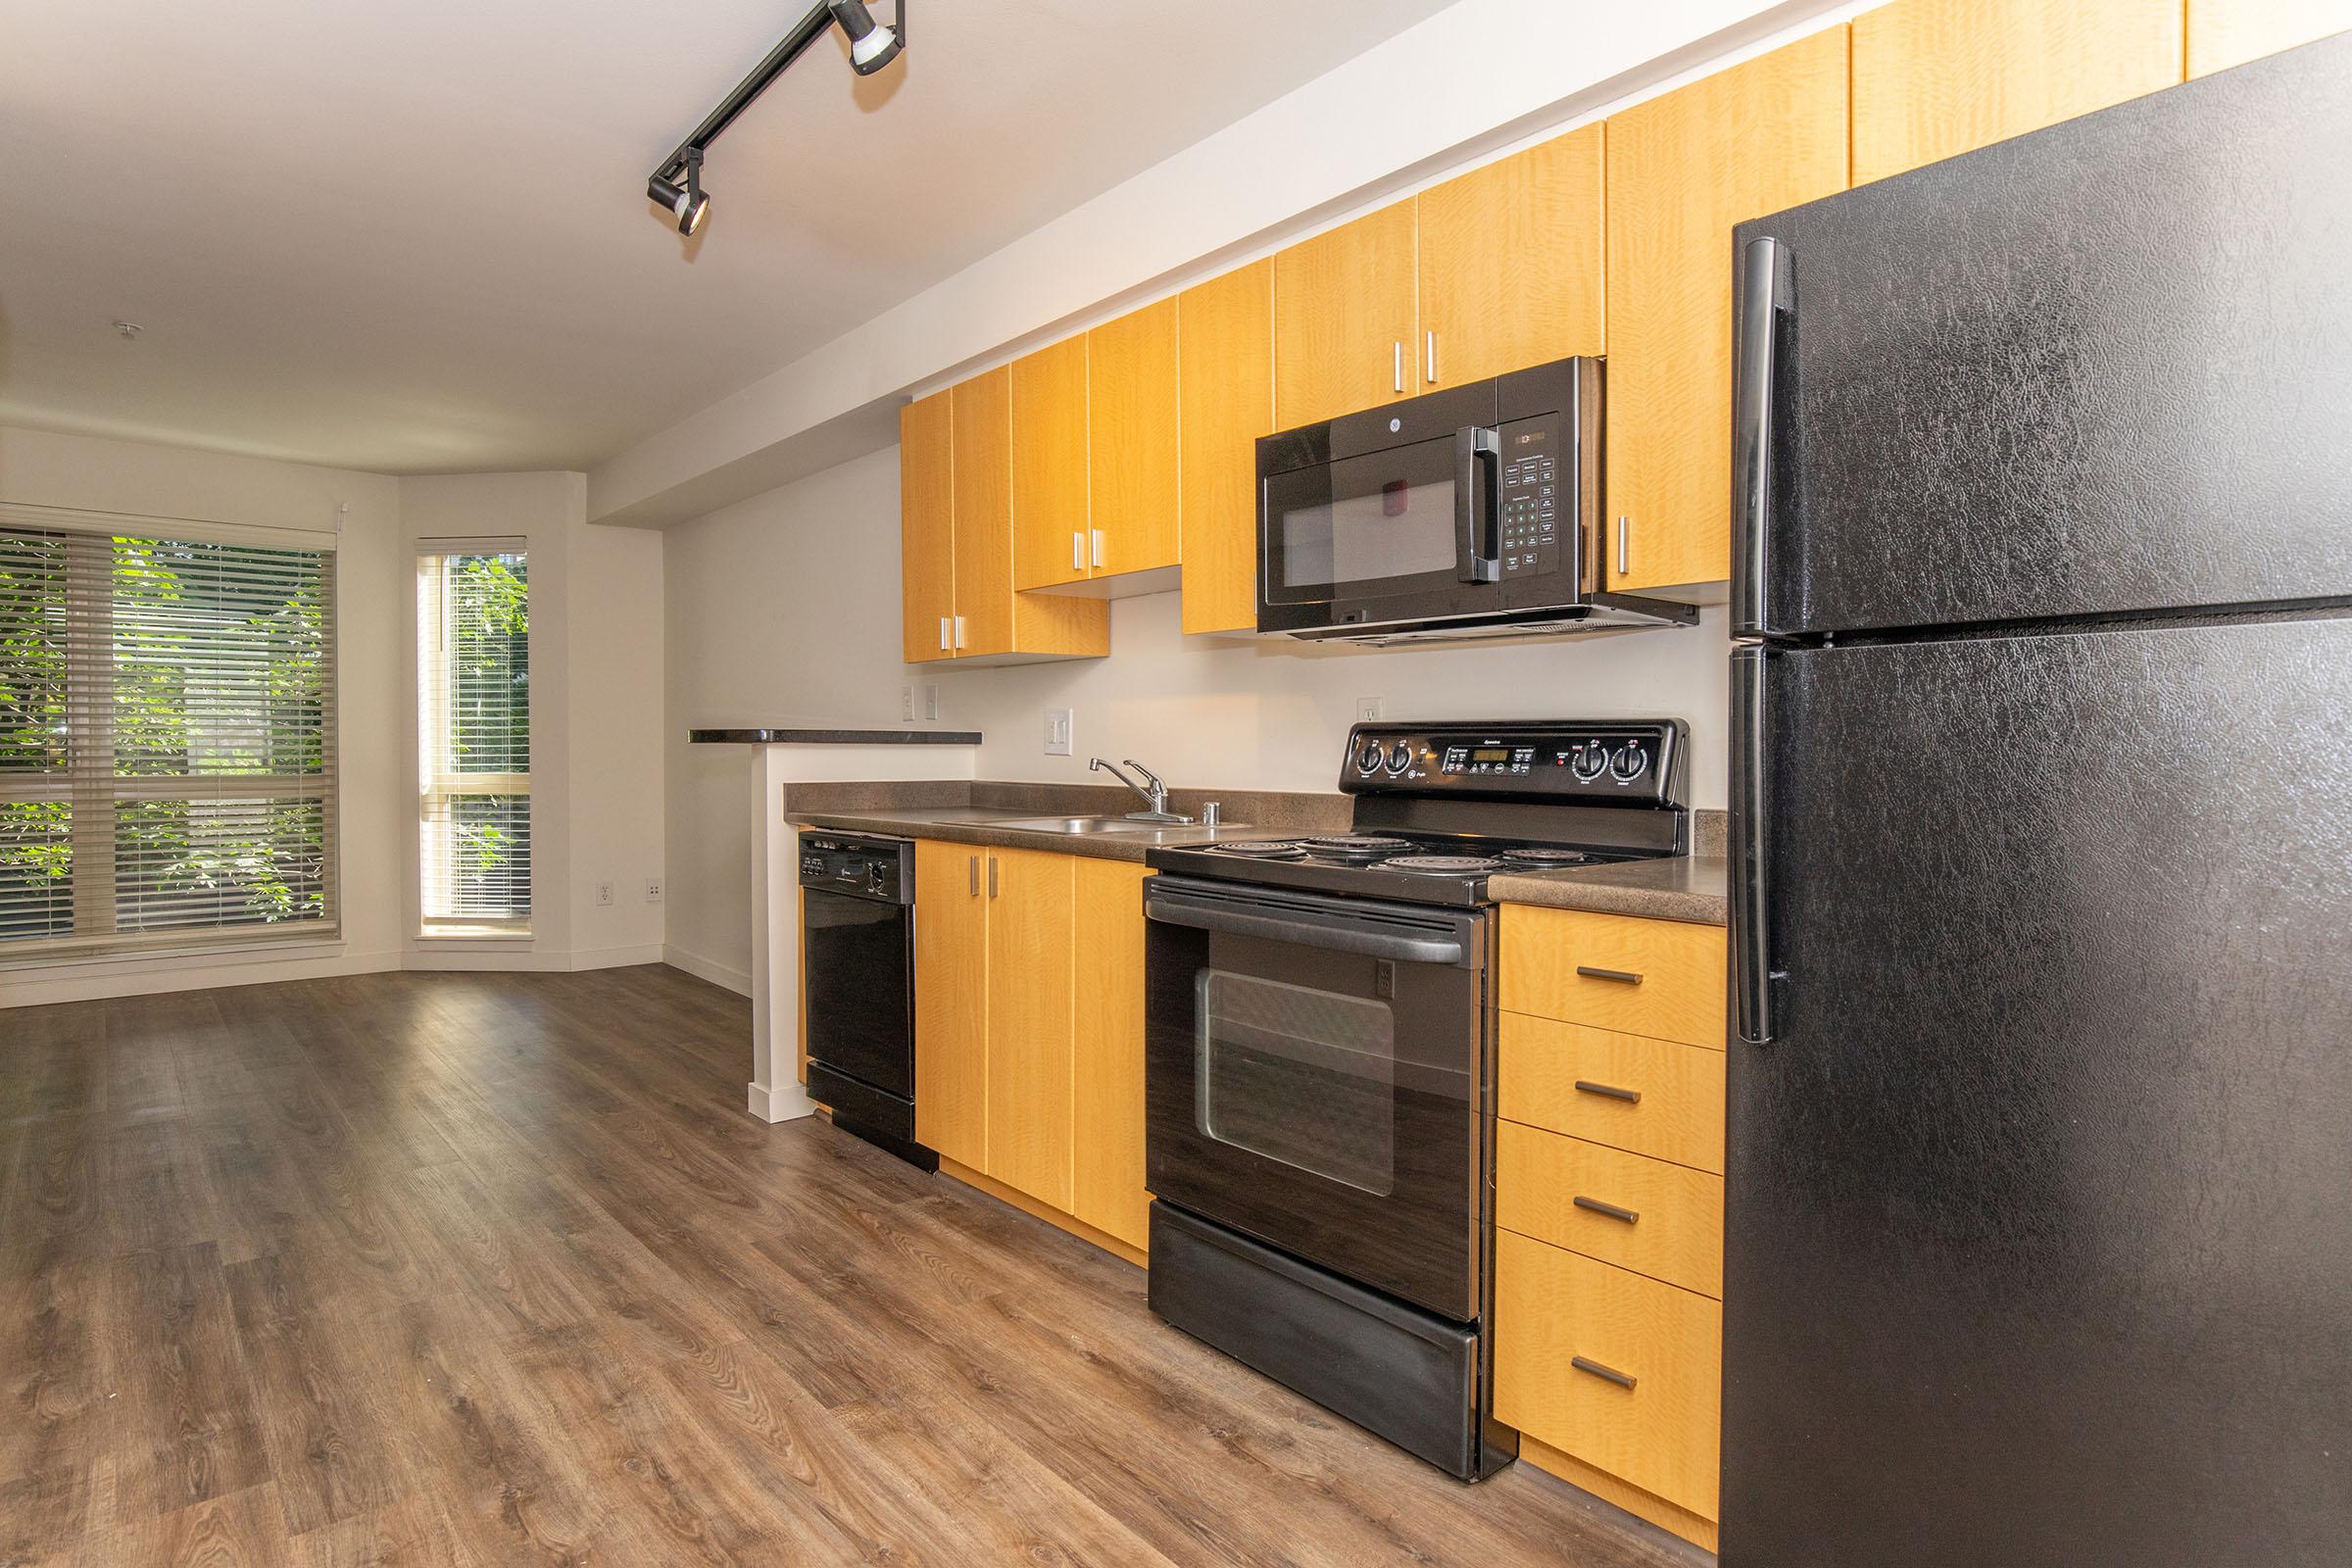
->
xmin=1255 ymin=356 xmax=1697 ymax=643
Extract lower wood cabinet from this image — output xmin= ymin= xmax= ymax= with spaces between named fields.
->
xmin=910 ymin=840 xmax=1152 ymax=1257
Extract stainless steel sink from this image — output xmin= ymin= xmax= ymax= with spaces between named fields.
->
xmin=988 ymin=814 xmax=1172 ymax=835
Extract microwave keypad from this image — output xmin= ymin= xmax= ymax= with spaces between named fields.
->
xmin=1499 ymin=450 xmax=1559 ymax=576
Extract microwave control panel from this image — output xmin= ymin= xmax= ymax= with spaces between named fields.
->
xmin=1497 ymin=416 xmax=1562 ymax=578
xmin=1341 ymin=720 xmax=1688 ymax=808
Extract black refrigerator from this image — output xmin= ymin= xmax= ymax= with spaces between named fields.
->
xmin=1721 ymin=32 xmax=2352 ymax=1568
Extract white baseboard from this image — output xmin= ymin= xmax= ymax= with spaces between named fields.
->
xmin=2 ymin=948 xmax=403 ymax=1009
xmin=747 ymin=1078 xmax=818 ymax=1123
xmin=663 ymin=945 xmax=753 ymax=996
xmin=567 ymin=943 xmax=667 ymax=971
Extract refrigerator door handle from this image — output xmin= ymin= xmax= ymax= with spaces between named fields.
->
xmin=1732 ymin=235 xmax=1792 ymax=639
xmin=1732 ymin=644 xmax=1777 ymax=1044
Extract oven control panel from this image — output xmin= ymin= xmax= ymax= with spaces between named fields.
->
xmin=1341 ymin=720 xmax=1688 ymax=807
xmin=798 ymin=831 xmax=913 ymax=906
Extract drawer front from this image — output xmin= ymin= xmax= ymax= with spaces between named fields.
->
xmin=1498 ymin=906 xmax=1727 ymax=1046
xmin=1495 ymin=1120 xmax=1723 ymax=1297
xmin=1497 ymin=1011 xmax=1725 ymax=1172
xmin=1494 ymin=1229 xmax=1722 ymax=1520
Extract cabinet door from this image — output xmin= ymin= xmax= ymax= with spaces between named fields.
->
xmin=1272 ymin=200 xmax=1418 ymax=429
xmin=2189 ymin=0 xmax=2352 ymax=73
xmin=899 ymin=388 xmax=957 ymax=663
xmin=1010 ymin=337 xmax=1092 ymax=591
xmin=1853 ymin=0 xmax=2182 ymax=185
xmin=913 ymin=840 xmax=988 ymax=1167
xmin=1087 ymin=299 xmax=1180 ymax=577
xmin=1177 ymin=260 xmax=1274 ymax=636
xmin=984 ymin=848 xmax=1075 ymax=1208
xmin=1070 ymin=859 xmax=1151 ymax=1250
xmin=1604 ymin=27 xmax=1849 ymax=595
xmin=1416 ymin=124 xmax=1605 ymax=390
xmin=948 ymin=368 xmax=1016 ymax=658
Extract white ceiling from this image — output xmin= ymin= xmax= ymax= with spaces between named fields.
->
xmin=0 ymin=0 xmax=1458 ymax=475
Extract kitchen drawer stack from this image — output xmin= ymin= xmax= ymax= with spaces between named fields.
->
xmin=1494 ymin=906 xmax=1728 ymax=1551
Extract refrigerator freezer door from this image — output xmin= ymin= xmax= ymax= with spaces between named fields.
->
xmin=1731 ymin=33 xmax=2352 ymax=639
xmin=1723 ymin=617 xmax=2352 ymax=1567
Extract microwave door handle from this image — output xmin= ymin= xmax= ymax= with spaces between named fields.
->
xmin=1733 ymin=234 xmax=1793 ymax=638
xmin=1455 ymin=425 xmax=1502 ymax=584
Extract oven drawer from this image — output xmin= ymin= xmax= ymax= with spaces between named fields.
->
xmin=1494 ymin=1228 xmax=1722 ymax=1521
xmin=1497 ymin=1012 xmax=1724 ymax=1173
xmin=1498 ymin=906 xmax=1726 ymax=1047
xmin=1495 ymin=1121 xmax=1722 ymax=1298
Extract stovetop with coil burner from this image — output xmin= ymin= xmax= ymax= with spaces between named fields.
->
xmin=1146 ymin=719 xmax=1691 ymax=907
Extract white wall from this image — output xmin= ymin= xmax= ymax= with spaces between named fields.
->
xmin=0 ymin=423 xmax=408 ymax=1004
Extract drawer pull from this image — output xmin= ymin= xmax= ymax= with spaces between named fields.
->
xmin=1576 ymin=965 xmax=1643 ymax=985
xmin=1572 ymin=1355 xmax=1638 ymax=1391
xmin=1573 ymin=1079 xmax=1642 ymax=1103
xmin=1573 ymin=1196 xmax=1640 ymax=1225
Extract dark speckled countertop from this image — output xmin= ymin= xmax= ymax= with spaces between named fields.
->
xmin=1488 ymin=855 xmax=1727 ymax=926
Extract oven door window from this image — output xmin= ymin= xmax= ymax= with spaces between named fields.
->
xmin=1197 ymin=972 xmax=1396 ymax=1197
xmin=1263 ymin=435 xmax=1467 ymax=605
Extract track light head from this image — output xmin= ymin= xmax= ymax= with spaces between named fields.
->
xmin=828 ymin=0 xmax=904 ymax=74
xmin=648 ymin=151 xmax=710 ymax=235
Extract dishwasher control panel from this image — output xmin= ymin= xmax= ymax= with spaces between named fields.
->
xmin=798 ymin=830 xmax=913 ymax=906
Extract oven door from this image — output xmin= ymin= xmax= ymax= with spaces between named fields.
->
xmin=1144 ymin=875 xmax=1490 ymax=1321
xmin=1259 ymin=425 xmax=1502 ymax=633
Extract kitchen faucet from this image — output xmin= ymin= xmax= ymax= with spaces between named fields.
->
xmin=1091 ymin=758 xmax=1189 ymax=823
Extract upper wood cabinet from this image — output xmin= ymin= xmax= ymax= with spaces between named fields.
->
xmin=1177 ymin=259 xmax=1274 ymax=636
xmin=1416 ymin=124 xmax=1607 ymax=391
xmin=1087 ymin=299 xmax=1181 ymax=579
xmin=1070 ymin=858 xmax=1152 ymax=1250
xmin=1852 ymin=0 xmax=2183 ymax=184
xmin=1272 ymin=200 xmax=1418 ymax=429
xmin=899 ymin=389 xmax=956 ymax=664
xmin=950 ymin=368 xmax=1018 ymax=657
xmin=2188 ymin=0 xmax=2352 ymax=74
xmin=1010 ymin=337 xmax=1092 ymax=591
xmin=1603 ymin=26 xmax=1850 ymax=596
xmin=983 ymin=847 xmax=1077 ymax=1210
xmin=912 ymin=839 xmax=988 ymax=1167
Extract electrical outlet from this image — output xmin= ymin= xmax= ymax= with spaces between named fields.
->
xmin=1356 ymin=696 xmax=1385 ymax=721
xmin=595 ymin=881 xmax=614 ymax=907
xmin=923 ymin=684 xmax=940 ymax=722
xmin=901 ymin=685 xmax=915 ymax=722
xmin=645 ymin=877 xmax=663 ymax=904
xmin=1045 ymin=708 xmax=1073 ymax=757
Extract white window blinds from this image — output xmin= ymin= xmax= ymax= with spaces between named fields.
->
xmin=416 ymin=548 xmax=530 ymax=931
xmin=1 ymin=523 xmax=338 ymax=957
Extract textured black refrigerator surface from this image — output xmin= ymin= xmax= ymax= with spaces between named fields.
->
xmin=1722 ymin=32 xmax=2352 ymax=1568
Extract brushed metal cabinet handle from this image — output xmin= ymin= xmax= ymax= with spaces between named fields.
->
xmin=938 ymin=615 xmax=951 ymax=651
xmin=1393 ymin=340 xmax=1404 ymax=393
xmin=1572 ymin=1355 xmax=1638 ymax=1391
xmin=1072 ymin=531 xmax=1084 ymax=570
xmin=988 ymin=858 xmax=999 ymax=899
xmin=1577 ymin=965 xmax=1643 ymax=985
xmin=1574 ymin=1080 xmax=1642 ymax=1103
xmin=1616 ymin=515 xmax=1630 ymax=576
xmin=968 ymin=855 xmax=978 ymax=897
xmin=1426 ymin=329 xmax=1438 ymax=384
xmin=954 ymin=614 xmax=967 ymax=650
xmin=1091 ymin=528 xmax=1104 ymax=568
xmin=1574 ymin=1196 xmax=1641 ymax=1225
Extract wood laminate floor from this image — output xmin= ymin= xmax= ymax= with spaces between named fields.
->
xmin=0 ymin=965 xmax=1701 ymax=1568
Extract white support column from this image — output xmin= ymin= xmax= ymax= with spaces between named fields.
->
xmin=743 ymin=740 xmax=979 ymax=1122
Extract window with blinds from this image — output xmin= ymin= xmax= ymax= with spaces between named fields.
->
xmin=1 ymin=522 xmax=337 ymax=957
xmin=417 ymin=548 xmax=530 ymax=932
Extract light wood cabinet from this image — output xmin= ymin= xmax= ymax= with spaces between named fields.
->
xmin=2188 ymin=0 xmax=2352 ymax=73
xmin=1495 ymin=1121 xmax=1724 ymax=1298
xmin=1603 ymin=26 xmax=1850 ymax=595
xmin=1272 ymin=200 xmax=1418 ymax=429
xmin=1497 ymin=1012 xmax=1724 ymax=1173
xmin=1087 ymin=299 xmax=1181 ymax=579
xmin=983 ymin=848 xmax=1076 ymax=1209
xmin=912 ymin=840 xmax=987 ymax=1167
xmin=1498 ymin=906 xmax=1728 ymax=1048
xmin=1011 ymin=337 xmax=1092 ymax=591
xmin=1416 ymin=124 xmax=1606 ymax=392
xmin=1070 ymin=859 xmax=1152 ymax=1250
xmin=1852 ymin=0 xmax=2182 ymax=185
xmin=899 ymin=389 xmax=956 ymax=663
xmin=1177 ymin=260 xmax=1274 ymax=636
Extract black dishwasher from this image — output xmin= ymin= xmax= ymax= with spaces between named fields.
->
xmin=798 ymin=831 xmax=934 ymax=1170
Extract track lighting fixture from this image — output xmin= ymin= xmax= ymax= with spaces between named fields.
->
xmin=643 ymin=0 xmax=906 ymax=239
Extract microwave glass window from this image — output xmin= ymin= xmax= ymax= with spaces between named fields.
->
xmin=1280 ymin=472 xmax=1458 ymax=586
xmin=1195 ymin=970 xmax=1396 ymax=1197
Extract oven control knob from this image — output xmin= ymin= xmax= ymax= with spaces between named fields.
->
xmin=1570 ymin=744 xmax=1608 ymax=782
xmin=1387 ymin=742 xmax=1414 ymax=774
xmin=1356 ymin=741 xmax=1385 ymax=774
xmin=1610 ymin=744 xmax=1649 ymax=783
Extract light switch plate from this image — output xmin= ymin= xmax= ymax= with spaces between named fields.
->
xmin=900 ymin=686 xmax=914 ymax=723
xmin=1045 ymin=709 xmax=1073 ymax=757
xmin=923 ymin=684 xmax=940 ymax=721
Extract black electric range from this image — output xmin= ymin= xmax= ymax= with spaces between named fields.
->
xmin=1145 ymin=718 xmax=1691 ymax=906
